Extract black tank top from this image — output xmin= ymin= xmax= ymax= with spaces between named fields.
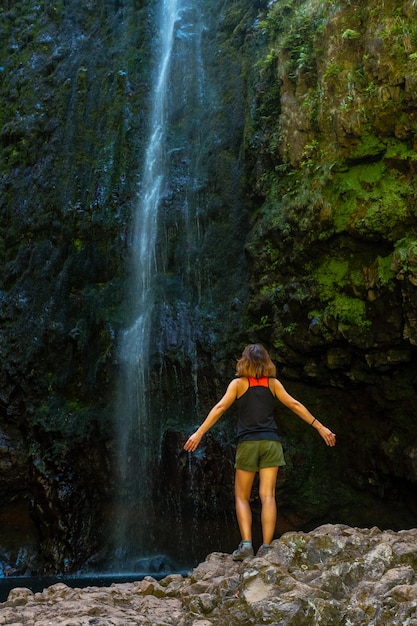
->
xmin=235 ymin=376 xmax=279 ymax=443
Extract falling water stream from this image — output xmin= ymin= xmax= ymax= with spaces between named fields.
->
xmin=113 ymin=0 xmax=209 ymax=571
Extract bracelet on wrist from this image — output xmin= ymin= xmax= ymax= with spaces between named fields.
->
xmin=311 ymin=418 xmax=317 ymax=426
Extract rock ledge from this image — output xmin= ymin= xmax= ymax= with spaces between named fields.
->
xmin=1 ymin=524 xmax=417 ymax=625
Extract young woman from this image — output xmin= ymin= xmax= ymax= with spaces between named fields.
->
xmin=183 ymin=344 xmax=336 ymax=559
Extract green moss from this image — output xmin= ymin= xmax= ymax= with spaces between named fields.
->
xmin=328 ymin=161 xmax=415 ymax=239
xmin=311 ymin=255 xmax=371 ymax=328
xmin=341 ymin=29 xmax=360 ymax=40
xmin=327 ymin=293 xmax=368 ymax=326
xmin=260 ymin=0 xmax=328 ymax=82
xmin=385 ymin=139 xmax=417 ymax=162
xmin=316 ymin=258 xmax=349 ymax=299
xmin=330 ymin=163 xmax=384 ymax=217
xmin=356 ymin=197 xmax=409 ymax=237
xmin=376 ymin=254 xmax=396 ymax=287
xmin=392 ymin=238 xmax=417 ymax=282
xmin=394 ymin=237 xmax=417 ymax=262
xmin=349 ymin=135 xmax=386 ymax=160
xmin=74 ymin=239 xmax=83 ymax=252
xmin=380 ymin=15 xmax=417 ymax=57
xmin=323 ymin=63 xmax=344 ymax=79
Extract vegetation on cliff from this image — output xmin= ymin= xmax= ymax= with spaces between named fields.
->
xmin=243 ymin=0 xmax=417 ymax=528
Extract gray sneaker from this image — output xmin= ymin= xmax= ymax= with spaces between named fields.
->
xmin=232 ymin=541 xmax=254 ymax=561
xmin=255 ymin=544 xmax=271 ymax=558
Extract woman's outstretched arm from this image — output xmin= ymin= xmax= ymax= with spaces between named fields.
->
xmin=183 ymin=379 xmax=239 ymax=452
xmin=271 ymin=378 xmax=336 ymax=447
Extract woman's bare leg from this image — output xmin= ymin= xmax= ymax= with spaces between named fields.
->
xmin=258 ymin=466 xmax=279 ymax=545
xmin=234 ymin=469 xmax=256 ymax=541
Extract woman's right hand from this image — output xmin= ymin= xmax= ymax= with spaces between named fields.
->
xmin=183 ymin=431 xmax=202 ymax=452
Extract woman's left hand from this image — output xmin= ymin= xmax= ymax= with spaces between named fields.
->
xmin=318 ymin=425 xmax=336 ymax=447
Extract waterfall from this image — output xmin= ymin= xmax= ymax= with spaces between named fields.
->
xmin=112 ymin=0 xmax=207 ymax=570
xmin=108 ymin=0 xmax=251 ymax=571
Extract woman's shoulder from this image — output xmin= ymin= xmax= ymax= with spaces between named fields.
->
xmin=268 ymin=377 xmax=281 ymax=395
xmin=233 ymin=376 xmax=249 ymax=398
xmin=227 ymin=377 xmax=245 ymax=391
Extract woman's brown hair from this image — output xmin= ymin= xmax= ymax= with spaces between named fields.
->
xmin=235 ymin=344 xmax=276 ymax=378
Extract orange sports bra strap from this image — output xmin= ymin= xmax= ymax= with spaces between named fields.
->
xmin=248 ymin=376 xmax=269 ymax=387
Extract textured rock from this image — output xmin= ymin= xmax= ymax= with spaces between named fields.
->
xmin=1 ymin=525 xmax=417 ymax=625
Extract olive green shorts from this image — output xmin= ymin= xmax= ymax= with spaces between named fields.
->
xmin=235 ymin=440 xmax=286 ymax=472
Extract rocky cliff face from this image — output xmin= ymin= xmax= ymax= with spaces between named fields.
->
xmin=0 ymin=0 xmax=153 ymax=574
xmin=241 ymin=0 xmax=417 ymax=528
xmin=0 ymin=0 xmax=255 ymax=574
xmin=0 ymin=0 xmax=417 ymax=576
